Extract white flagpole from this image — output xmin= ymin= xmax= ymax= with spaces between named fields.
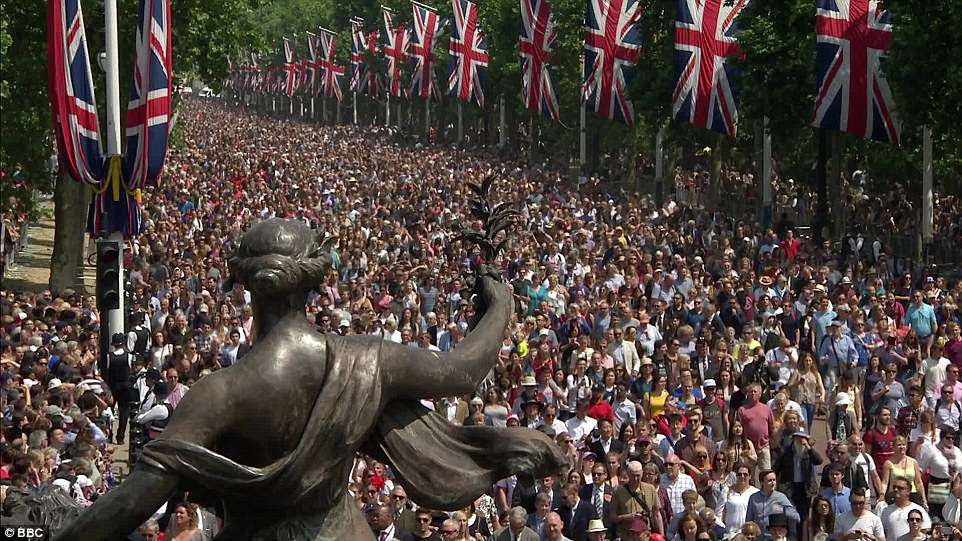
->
xmin=353 ymin=91 xmax=358 ymax=125
xmin=103 ymin=0 xmax=125 ymax=349
xmin=762 ymin=116 xmax=773 ymax=227
xmin=386 ymin=94 xmax=391 ymax=126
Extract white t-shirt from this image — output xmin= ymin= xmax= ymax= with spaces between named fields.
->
xmin=834 ymin=511 xmax=885 ymax=541
xmin=918 ymin=441 xmax=962 ymax=480
xmin=925 ymin=357 xmax=951 ymax=406
xmin=723 ymin=486 xmax=759 ymax=533
xmin=880 ymin=503 xmax=930 ymax=541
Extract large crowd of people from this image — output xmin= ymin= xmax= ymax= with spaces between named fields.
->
xmin=2 ymin=97 xmax=962 ymax=541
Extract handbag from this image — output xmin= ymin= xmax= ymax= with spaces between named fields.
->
xmin=929 ymin=480 xmax=953 ymax=505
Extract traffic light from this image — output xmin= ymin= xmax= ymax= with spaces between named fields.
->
xmin=96 ymin=239 xmax=122 ymax=311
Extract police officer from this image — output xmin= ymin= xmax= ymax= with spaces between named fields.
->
xmin=105 ymin=333 xmax=135 ymax=444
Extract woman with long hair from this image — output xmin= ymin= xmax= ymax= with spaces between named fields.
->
xmin=881 ymin=435 xmax=927 ymax=509
xmin=165 ymin=503 xmax=204 ymax=541
xmin=709 ymin=450 xmax=735 ymax=516
xmin=672 ymin=512 xmax=705 ymax=541
xmin=804 ymin=496 xmax=834 ymax=541
xmin=787 ymin=353 xmax=824 ymax=425
xmin=720 ymin=421 xmax=757 ymax=472
xmin=909 ymin=409 xmax=940 ymax=457
xmin=717 ymin=369 xmax=738 ymax=404
xmin=483 ymin=386 xmax=510 ymax=428
xmin=644 ymin=373 xmax=672 ymax=420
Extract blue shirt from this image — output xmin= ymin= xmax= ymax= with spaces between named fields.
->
xmin=821 ymin=485 xmax=852 ymax=514
xmin=819 ymin=334 xmax=859 ymax=369
xmin=814 ymin=310 xmax=837 ymax=344
xmin=905 ymin=303 xmax=937 ymax=338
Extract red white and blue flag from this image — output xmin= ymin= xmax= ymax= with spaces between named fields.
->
xmin=122 ymin=0 xmax=173 ymax=189
xmin=672 ymin=0 xmax=749 ymax=137
xmin=582 ymin=0 xmax=643 ymax=125
xmin=519 ymin=0 xmax=559 ymax=119
xmin=48 ymin=0 xmax=172 ymax=235
xmin=306 ymin=32 xmax=321 ymax=96
xmin=350 ymin=18 xmax=366 ymax=91
xmin=362 ymin=28 xmax=382 ymax=97
xmin=448 ymin=0 xmax=488 ymax=107
xmin=47 ymin=0 xmax=107 ymax=185
xmin=283 ymin=37 xmax=297 ymax=97
xmin=382 ymin=7 xmax=411 ymax=98
xmin=408 ymin=2 xmax=445 ymax=100
xmin=813 ymin=0 xmax=899 ymax=144
xmin=318 ymin=28 xmax=345 ymax=101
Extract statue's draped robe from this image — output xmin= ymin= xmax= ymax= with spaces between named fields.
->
xmin=141 ymin=335 xmax=567 ymax=540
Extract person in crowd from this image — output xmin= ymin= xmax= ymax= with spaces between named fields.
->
xmin=879 ymin=478 xmax=930 ymax=541
xmin=744 ymin=470 xmax=800 ymax=536
xmin=611 ymin=461 xmax=664 ymax=539
xmin=879 ymin=436 xmax=926 ymax=509
xmin=833 ymin=489 xmax=885 ymax=541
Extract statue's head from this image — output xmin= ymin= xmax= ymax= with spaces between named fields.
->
xmin=225 ymin=218 xmax=333 ymax=298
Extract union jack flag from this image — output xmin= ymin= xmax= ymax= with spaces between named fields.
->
xmin=519 ymin=0 xmax=559 ymax=119
xmin=672 ymin=0 xmax=749 ymax=137
xmin=582 ymin=0 xmax=643 ymax=126
xmin=448 ymin=0 xmax=488 ymax=107
xmin=362 ymin=28 xmax=382 ymax=97
xmin=408 ymin=2 xmax=446 ymax=100
xmin=350 ymin=18 xmax=366 ymax=91
xmin=47 ymin=0 xmax=107 ymax=185
xmin=306 ymin=33 xmax=321 ymax=96
xmin=283 ymin=37 xmax=297 ymax=97
xmin=813 ymin=0 xmax=899 ymax=144
xmin=318 ymin=29 xmax=345 ymax=101
xmin=122 ymin=0 xmax=172 ymax=190
xmin=382 ymin=7 xmax=411 ymax=98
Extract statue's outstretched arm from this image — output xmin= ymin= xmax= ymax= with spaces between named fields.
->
xmin=53 ymin=464 xmax=178 ymax=541
xmin=380 ymin=273 xmax=511 ymax=400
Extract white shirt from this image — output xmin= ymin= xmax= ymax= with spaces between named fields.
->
xmin=723 ymin=485 xmax=759 ymax=533
xmin=834 ymin=510 xmax=885 ymax=541
xmin=925 ymin=356 xmax=951 ymax=407
xmin=565 ymin=415 xmax=597 ymax=445
xmin=880 ymin=502 xmax=930 ymax=541
xmin=851 ymin=452 xmax=880 ymax=498
xmin=918 ymin=441 xmax=962 ymax=480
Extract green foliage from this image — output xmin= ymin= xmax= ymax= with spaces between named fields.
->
xmin=1 ymin=0 xmax=54 ymax=209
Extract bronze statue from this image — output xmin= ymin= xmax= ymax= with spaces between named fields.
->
xmin=56 ymin=213 xmax=566 ymax=540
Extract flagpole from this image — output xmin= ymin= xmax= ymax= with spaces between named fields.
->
xmin=499 ymin=95 xmax=506 ymax=148
xmin=457 ymin=101 xmax=463 ymax=143
xmin=425 ymin=98 xmax=430 ymax=139
xmin=103 ymin=0 xmax=125 ymax=357
xmin=579 ymin=102 xmax=586 ymax=173
xmin=386 ymin=94 xmax=391 ymax=126
xmin=922 ymin=124 xmax=933 ymax=259
xmin=321 ymin=96 xmax=327 ymax=124
xmin=761 ymin=116 xmax=773 ymax=228
xmin=655 ymin=122 xmax=664 ymax=208
xmin=353 ymin=91 xmax=358 ymax=125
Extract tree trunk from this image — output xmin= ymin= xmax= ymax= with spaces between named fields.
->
xmin=49 ymin=173 xmax=90 ymax=294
